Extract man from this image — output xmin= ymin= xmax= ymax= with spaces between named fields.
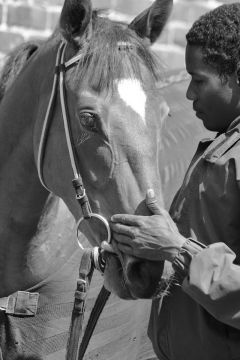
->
xmin=102 ymin=3 xmax=240 ymax=360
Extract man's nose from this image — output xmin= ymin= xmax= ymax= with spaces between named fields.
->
xmin=186 ymin=81 xmax=196 ymax=101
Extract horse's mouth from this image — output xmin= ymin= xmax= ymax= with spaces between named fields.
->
xmin=103 ymin=253 xmax=134 ymax=299
xmin=79 ymin=214 xmax=166 ymax=299
xmin=103 ymin=251 xmax=165 ymax=300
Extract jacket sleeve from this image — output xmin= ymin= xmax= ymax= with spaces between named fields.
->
xmin=182 ymin=242 xmax=240 ymax=329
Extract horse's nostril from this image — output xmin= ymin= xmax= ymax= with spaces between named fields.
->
xmin=125 ymin=257 xmax=165 ymax=299
xmin=127 ymin=260 xmax=147 ymax=286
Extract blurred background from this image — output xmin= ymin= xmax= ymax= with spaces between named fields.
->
xmin=0 ymin=0 xmax=233 ymax=69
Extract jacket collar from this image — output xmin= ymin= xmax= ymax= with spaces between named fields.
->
xmin=225 ymin=115 xmax=240 ymax=134
xmin=201 ymin=116 xmax=240 ymax=163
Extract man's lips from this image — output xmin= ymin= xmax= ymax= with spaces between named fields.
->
xmin=193 ymin=103 xmax=203 ymax=114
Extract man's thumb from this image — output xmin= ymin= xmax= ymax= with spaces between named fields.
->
xmin=146 ymin=189 xmax=162 ymax=215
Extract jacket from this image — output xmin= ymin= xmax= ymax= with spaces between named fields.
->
xmin=148 ymin=117 xmax=240 ymax=360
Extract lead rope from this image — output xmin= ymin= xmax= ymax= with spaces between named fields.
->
xmin=77 ymin=286 xmax=111 ymax=359
xmin=66 ymin=249 xmax=94 ymax=360
xmin=66 ymin=248 xmax=110 ymax=360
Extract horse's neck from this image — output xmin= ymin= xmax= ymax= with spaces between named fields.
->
xmin=0 ymin=40 xmax=78 ymax=295
xmin=0 ymin=37 xmax=62 ymax=241
xmin=0 ymin=80 xmax=47 ymax=239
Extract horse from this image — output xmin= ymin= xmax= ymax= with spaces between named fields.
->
xmin=0 ymin=0 xmax=208 ymax=358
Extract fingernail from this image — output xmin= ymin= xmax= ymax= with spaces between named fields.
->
xmin=147 ymin=189 xmax=155 ymax=198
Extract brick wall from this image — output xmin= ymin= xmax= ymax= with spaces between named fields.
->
xmin=0 ymin=0 xmax=235 ymax=68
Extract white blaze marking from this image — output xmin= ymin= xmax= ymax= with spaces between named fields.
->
xmin=118 ymin=79 xmax=146 ymax=124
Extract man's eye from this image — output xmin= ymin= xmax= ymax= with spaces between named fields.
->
xmin=78 ymin=112 xmax=98 ymax=133
xmin=193 ymin=78 xmax=203 ymax=85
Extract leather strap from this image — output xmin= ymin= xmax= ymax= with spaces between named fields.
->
xmin=77 ymin=285 xmax=110 ymax=360
xmin=66 ymin=249 xmax=94 ymax=360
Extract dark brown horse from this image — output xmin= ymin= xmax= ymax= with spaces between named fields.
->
xmin=0 ymin=0 xmax=208 ymax=359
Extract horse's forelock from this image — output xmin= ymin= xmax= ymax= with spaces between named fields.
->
xmin=70 ymin=15 xmax=162 ymax=93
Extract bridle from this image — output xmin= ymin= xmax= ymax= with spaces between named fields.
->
xmin=37 ymin=40 xmax=111 ymax=248
xmin=37 ymin=40 xmax=112 ymax=360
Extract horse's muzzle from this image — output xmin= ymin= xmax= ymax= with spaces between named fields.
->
xmin=103 ymin=251 xmax=165 ymax=300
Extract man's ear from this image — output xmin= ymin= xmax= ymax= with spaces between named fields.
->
xmin=129 ymin=0 xmax=173 ymax=44
xmin=59 ymin=0 xmax=92 ymax=47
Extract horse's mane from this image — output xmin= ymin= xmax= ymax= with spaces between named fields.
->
xmin=0 ymin=41 xmax=42 ymax=101
xmin=70 ymin=13 xmax=162 ymax=92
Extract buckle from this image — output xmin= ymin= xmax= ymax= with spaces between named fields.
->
xmin=1 ymin=291 xmax=39 ymax=316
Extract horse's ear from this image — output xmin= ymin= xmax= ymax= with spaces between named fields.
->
xmin=129 ymin=0 xmax=173 ymax=44
xmin=59 ymin=0 xmax=92 ymax=47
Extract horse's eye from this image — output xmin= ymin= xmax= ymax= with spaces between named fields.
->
xmin=78 ymin=112 xmax=98 ymax=133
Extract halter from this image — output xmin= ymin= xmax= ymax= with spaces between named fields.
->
xmin=37 ymin=41 xmax=111 ymax=248
xmin=37 ymin=41 xmax=112 ymax=360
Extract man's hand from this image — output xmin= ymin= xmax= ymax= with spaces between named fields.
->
xmin=102 ymin=189 xmax=186 ymax=262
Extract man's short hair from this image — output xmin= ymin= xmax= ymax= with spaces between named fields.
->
xmin=186 ymin=3 xmax=240 ymax=78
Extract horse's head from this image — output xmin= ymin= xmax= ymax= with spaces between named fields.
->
xmin=34 ymin=0 xmax=173 ymax=299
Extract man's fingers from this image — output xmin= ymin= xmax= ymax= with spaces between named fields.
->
xmin=147 ymin=201 xmax=162 ymax=215
xmin=111 ymin=214 xmax=142 ymax=226
xmin=146 ymin=189 xmax=164 ymax=215
xmin=117 ymin=243 xmax=133 ymax=255
xmin=110 ymin=221 xmax=137 ymax=238
xmin=111 ymin=229 xmax=133 ymax=244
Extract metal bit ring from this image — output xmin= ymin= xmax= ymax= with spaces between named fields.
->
xmin=76 ymin=213 xmax=111 ymax=249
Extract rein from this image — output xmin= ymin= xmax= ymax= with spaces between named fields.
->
xmin=37 ymin=41 xmax=111 ymax=360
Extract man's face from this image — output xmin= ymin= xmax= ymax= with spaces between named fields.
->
xmin=185 ymin=44 xmax=240 ymax=132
